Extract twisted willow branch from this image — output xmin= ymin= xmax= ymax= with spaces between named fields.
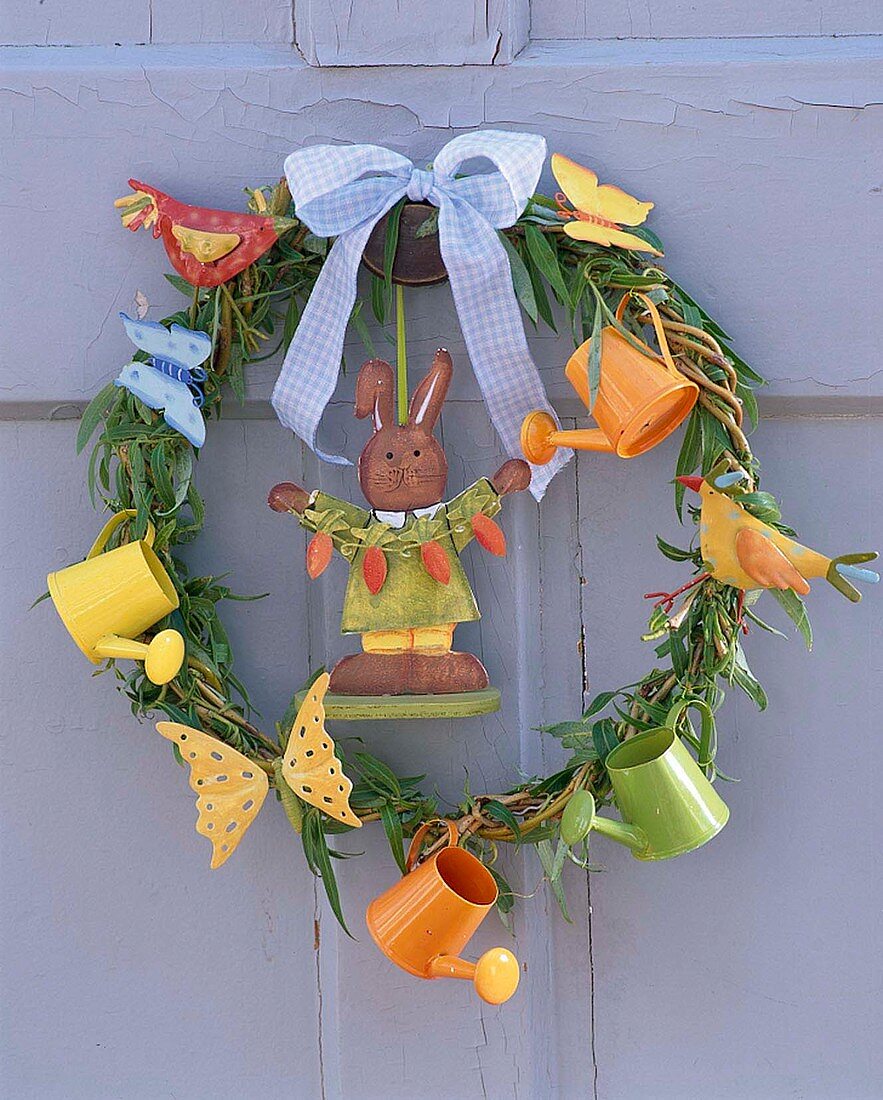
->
xmin=77 ymin=179 xmax=799 ymax=925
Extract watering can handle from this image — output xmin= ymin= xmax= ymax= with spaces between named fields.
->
xmin=87 ymin=508 xmax=156 ymax=559
xmin=615 ymin=292 xmax=679 ymax=377
xmin=664 ymin=697 xmax=716 ymax=771
xmin=405 ymin=818 xmax=459 ymax=872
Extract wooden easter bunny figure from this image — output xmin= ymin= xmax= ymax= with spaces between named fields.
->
xmin=269 ymin=350 xmax=531 ymax=697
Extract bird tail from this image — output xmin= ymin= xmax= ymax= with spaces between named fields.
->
xmin=826 ymin=552 xmax=879 ymax=602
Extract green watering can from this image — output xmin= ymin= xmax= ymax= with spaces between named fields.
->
xmin=568 ymin=699 xmax=729 ymax=860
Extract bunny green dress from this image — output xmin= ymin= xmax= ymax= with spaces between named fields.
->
xmin=300 ymin=479 xmax=501 ymax=643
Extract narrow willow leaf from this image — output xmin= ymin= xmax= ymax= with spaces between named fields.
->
xmin=489 ymin=867 xmax=515 ymax=915
xmin=499 ymin=232 xmax=538 ymax=324
xmin=150 ymin=441 xmax=175 ymax=509
xmin=483 ymin=799 xmax=522 ymax=845
xmin=76 ymin=381 xmax=119 ymax=454
xmin=592 ymin=718 xmax=620 ymax=763
xmin=370 ymin=273 xmax=387 ymax=326
xmin=526 ymin=257 xmax=557 ymax=332
xmin=669 ymin=628 xmax=688 ymax=678
xmin=537 ymin=840 xmax=572 ymax=923
xmin=163 ymin=273 xmax=196 ymax=297
xmin=583 ymin=690 xmax=618 ymax=719
xmin=730 ymin=644 xmax=768 ymax=709
xmin=350 ymin=300 xmax=376 ymax=358
xmin=382 ymin=198 xmax=405 ymax=313
xmin=769 ymin=587 xmax=813 ymax=651
xmin=379 ymin=801 xmax=406 ymax=872
xmin=737 ymin=492 xmax=781 ymax=525
xmin=303 ymin=812 xmax=352 ymax=936
xmin=656 ymin=535 xmax=698 ymax=563
xmin=524 ymin=224 xmax=569 ymax=304
xmin=354 ymin=752 xmax=401 ymax=800
xmin=737 ymin=381 xmax=759 ymax=431
xmin=675 ymin=409 xmax=703 ymax=519
xmin=700 ymin=409 xmax=731 ymax=474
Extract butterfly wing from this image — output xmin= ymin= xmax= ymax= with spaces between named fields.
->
xmin=551 ymin=153 xmax=654 ymax=225
xmin=563 ymin=220 xmax=662 ymax=255
xmin=115 ymin=364 xmax=205 ymax=448
xmin=157 ymin=722 xmax=269 ymax=868
xmin=282 ymin=674 xmax=361 ymax=828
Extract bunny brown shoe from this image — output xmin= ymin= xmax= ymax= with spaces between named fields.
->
xmin=329 ymin=652 xmax=411 ymax=696
xmin=408 ymin=652 xmax=490 ymax=695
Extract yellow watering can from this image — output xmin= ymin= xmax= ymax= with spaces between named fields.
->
xmin=48 ymin=510 xmax=184 ymax=685
xmin=366 ymin=820 xmax=521 ymax=1005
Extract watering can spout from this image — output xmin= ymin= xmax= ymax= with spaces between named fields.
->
xmin=426 ymin=948 xmax=520 ymax=1005
xmin=586 ymin=798 xmax=649 ymax=854
xmin=94 ymin=628 xmax=185 ymax=685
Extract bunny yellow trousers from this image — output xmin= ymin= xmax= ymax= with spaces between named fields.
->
xmin=362 ymin=624 xmax=455 ymax=655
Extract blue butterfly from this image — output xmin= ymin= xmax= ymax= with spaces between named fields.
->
xmin=115 ymin=314 xmax=212 ymax=448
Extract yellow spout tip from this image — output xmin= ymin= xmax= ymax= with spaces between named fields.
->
xmin=144 ymin=629 xmax=185 ymax=685
xmin=520 ymin=410 xmax=558 ymax=466
xmin=474 ymin=948 xmax=520 ymax=1005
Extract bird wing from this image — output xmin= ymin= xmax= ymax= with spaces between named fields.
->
xmin=171 ymin=224 xmax=240 ymax=262
xmin=735 ymin=528 xmax=811 ymax=594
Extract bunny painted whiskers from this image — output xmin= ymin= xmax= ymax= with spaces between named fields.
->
xmin=269 ymin=350 xmax=531 ymax=697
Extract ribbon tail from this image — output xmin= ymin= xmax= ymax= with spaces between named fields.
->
xmin=271 ymin=225 xmax=376 ymax=463
xmin=437 ymin=198 xmax=571 ymax=501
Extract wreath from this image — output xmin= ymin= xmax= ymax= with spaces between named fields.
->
xmin=60 ymin=148 xmax=873 ymax=960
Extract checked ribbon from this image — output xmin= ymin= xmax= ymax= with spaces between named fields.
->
xmin=271 ymin=130 xmax=571 ymax=500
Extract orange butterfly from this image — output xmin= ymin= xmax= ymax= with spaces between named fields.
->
xmin=551 ymin=154 xmax=661 ymax=256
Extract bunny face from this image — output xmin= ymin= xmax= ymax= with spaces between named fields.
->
xmin=355 ymin=351 xmax=452 ymax=512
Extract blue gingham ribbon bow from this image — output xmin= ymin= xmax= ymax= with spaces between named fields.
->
xmin=271 ymin=130 xmax=571 ymax=499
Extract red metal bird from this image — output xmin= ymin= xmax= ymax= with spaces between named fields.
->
xmin=115 ymin=179 xmax=297 ymax=287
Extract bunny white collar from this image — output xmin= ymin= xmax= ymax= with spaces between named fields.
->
xmin=373 ymin=502 xmax=444 ymax=529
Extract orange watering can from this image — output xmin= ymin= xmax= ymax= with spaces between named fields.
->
xmin=366 ymin=820 xmax=520 ymax=1005
xmin=521 ymin=292 xmax=699 ymax=465
xmin=48 ymin=510 xmax=184 ymax=685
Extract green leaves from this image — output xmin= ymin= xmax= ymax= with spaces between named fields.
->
xmin=499 ymin=232 xmax=538 ymax=324
xmin=483 ymin=800 xmax=522 ymax=845
xmin=77 ymin=382 xmax=120 ymax=454
xmin=524 ymin=225 xmax=569 ymax=305
xmin=592 ymin=718 xmax=621 ymax=764
xmin=302 ymin=810 xmax=351 ymax=936
xmin=769 ymin=587 xmax=813 ymax=650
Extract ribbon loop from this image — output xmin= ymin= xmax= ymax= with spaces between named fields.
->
xmin=271 ymin=130 xmax=571 ymax=499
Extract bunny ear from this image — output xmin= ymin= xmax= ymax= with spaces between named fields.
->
xmin=408 ymin=349 xmax=452 ymax=432
xmin=355 ymin=359 xmax=395 ymax=431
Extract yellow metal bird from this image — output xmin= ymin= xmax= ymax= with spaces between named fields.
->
xmin=670 ymin=464 xmax=878 ymax=607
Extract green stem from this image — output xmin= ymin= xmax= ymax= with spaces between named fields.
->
xmin=189 ymin=285 xmax=200 ymax=328
xmin=396 ymin=282 xmax=407 ymax=425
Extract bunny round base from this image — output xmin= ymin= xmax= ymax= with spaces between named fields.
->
xmin=292 ymin=687 xmax=501 ymax=721
xmin=329 ymin=650 xmax=489 ymax=696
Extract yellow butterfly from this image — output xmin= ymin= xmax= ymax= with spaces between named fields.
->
xmin=280 ymin=673 xmax=361 ymax=830
xmin=156 ymin=673 xmax=359 ymax=868
xmin=156 ymin=722 xmax=270 ymax=869
xmin=551 ymin=153 xmax=661 ymax=256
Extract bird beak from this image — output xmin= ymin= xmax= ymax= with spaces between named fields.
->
xmin=676 ymin=476 xmax=704 ymax=493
